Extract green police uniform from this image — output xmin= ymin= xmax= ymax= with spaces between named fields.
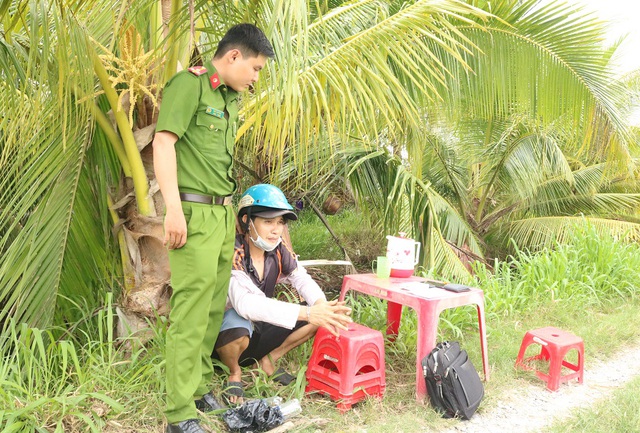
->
xmin=156 ymin=64 xmax=238 ymax=423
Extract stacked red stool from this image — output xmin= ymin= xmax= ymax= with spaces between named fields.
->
xmin=515 ymin=326 xmax=584 ymax=391
xmin=306 ymin=322 xmax=385 ymax=412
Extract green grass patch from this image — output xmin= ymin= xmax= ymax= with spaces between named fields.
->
xmin=0 ymin=294 xmax=168 ymax=433
xmin=2 ymin=222 xmax=640 ymax=431
xmin=289 ymin=207 xmax=385 ymax=267
xmin=548 ymin=375 xmax=640 ymax=433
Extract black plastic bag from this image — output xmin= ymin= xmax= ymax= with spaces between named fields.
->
xmin=222 ymin=399 xmax=284 ymax=432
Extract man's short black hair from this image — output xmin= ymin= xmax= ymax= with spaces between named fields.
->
xmin=214 ymin=23 xmax=275 ymax=59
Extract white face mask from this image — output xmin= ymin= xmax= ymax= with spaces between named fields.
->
xmin=249 ymin=220 xmax=282 ymax=252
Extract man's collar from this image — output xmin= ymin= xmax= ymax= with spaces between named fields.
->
xmin=206 ymin=62 xmax=224 ymax=90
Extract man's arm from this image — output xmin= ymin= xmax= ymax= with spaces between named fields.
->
xmin=153 ymin=130 xmax=186 ymax=249
xmin=285 ymin=264 xmax=326 ymax=305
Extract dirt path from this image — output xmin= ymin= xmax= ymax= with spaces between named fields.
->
xmin=438 ymin=341 xmax=640 ymax=433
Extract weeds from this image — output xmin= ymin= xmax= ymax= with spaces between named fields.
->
xmin=289 ymin=208 xmax=385 ymax=267
xmin=2 ymin=221 xmax=640 ymax=431
xmin=0 ymin=294 xmax=164 ymax=432
xmin=475 ymin=223 xmax=640 ymax=316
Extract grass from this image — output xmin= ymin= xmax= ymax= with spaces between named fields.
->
xmin=0 ymin=294 xmax=166 ymax=432
xmin=284 ymin=300 xmax=640 ymax=433
xmin=548 ymin=375 xmax=640 ymax=433
xmin=2 ymin=217 xmax=640 ymax=432
xmin=289 ymin=208 xmax=385 ymax=268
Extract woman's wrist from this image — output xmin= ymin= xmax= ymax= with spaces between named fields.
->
xmin=306 ymin=305 xmax=311 ymax=322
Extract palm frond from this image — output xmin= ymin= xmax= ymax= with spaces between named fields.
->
xmin=491 ymin=216 xmax=640 ymax=252
xmin=434 ymin=0 xmax=632 ymax=163
xmin=419 ymin=132 xmax=471 ymax=214
xmin=232 ymin=0 xmax=490 ymax=181
xmin=494 ymin=132 xmax=574 ymax=205
xmin=485 ymin=158 xmax=640 ymax=220
xmin=0 ymin=7 xmax=97 ymax=329
xmin=56 ymin=130 xmax=123 ymax=326
xmin=346 ymin=150 xmax=482 ymax=278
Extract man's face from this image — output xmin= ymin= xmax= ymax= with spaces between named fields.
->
xmin=224 ymin=51 xmax=268 ymax=92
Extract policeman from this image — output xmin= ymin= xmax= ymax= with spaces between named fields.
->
xmin=153 ymin=24 xmax=274 ymax=433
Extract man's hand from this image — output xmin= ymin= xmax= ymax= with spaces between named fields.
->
xmin=153 ymin=130 xmax=185 ymax=249
xmin=164 ymin=207 xmax=187 ymax=249
xmin=308 ymin=300 xmax=353 ymax=337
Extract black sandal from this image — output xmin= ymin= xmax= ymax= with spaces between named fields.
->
xmin=223 ymin=381 xmax=244 ymax=405
xmin=194 ymin=391 xmax=226 ymax=413
xmin=270 ymin=367 xmax=296 ymax=386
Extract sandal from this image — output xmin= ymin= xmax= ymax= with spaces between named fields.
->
xmin=270 ymin=367 xmax=296 ymax=386
xmin=194 ymin=391 xmax=226 ymax=413
xmin=223 ymin=381 xmax=244 ymax=405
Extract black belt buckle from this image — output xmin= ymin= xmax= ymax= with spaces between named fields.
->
xmin=179 ymin=192 xmax=232 ymax=205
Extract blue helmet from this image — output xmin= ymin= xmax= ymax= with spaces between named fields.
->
xmin=238 ymin=184 xmax=297 ymax=221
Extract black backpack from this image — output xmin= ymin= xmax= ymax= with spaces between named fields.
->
xmin=422 ymin=341 xmax=484 ymax=420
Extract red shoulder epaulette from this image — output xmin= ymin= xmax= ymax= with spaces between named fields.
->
xmin=187 ymin=66 xmax=207 ymax=76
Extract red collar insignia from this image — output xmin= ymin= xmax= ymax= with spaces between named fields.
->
xmin=210 ymin=73 xmax=221 ymax=90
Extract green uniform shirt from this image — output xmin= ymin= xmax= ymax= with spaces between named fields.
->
xmin=156 ymin=65 xmax=238 ymax=196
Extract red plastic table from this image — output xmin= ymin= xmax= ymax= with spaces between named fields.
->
xmin=339 ymin=273 xmax=489 ymax=401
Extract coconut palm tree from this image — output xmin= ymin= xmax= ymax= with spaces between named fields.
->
xmin=252 ymin=0 xmax=640 ymax=281
xmin=1 ymin=0 xmax=636 ymax=334
xmin=346 ymin=116 xmax=640 ymax=280
xmin=0 ymin=0 xmax=492 ymax=332
xmin=0 ymin=0 xmax=192 ymax=331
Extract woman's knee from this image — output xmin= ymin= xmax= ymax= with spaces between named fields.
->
xmin=216 ymin=334 xmax=250 ymax=361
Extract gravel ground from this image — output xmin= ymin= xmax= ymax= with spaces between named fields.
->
xmin=439 ymin=341 xmax=640 ymax=433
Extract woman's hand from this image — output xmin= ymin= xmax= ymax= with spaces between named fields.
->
xmin=307 ymin=300 xmax=352 ymax=337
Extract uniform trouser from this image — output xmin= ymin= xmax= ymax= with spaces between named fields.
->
xmin=165 ymin=202 xmax=235 ymax=423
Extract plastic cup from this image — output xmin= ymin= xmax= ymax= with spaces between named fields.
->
xmin=263 ymin=396 xmax=283 ymax=407
xmin=278 ymin=398 xmax=302 ymax=420
xmin=372 ymin=256 xmax=391 ymax=278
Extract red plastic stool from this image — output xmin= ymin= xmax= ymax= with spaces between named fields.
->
xmin=305 ymin=322 xmax=385 ymax=412
xmin=515 ymin=326 xmax=584 ymax=391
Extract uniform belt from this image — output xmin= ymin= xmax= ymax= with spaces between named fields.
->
xmin=179 ymin=192 xmax=232 ymax=205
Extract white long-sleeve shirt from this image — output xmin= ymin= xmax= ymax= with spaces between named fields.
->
xmin=226 ymin=234 xmax=326 ymax=329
